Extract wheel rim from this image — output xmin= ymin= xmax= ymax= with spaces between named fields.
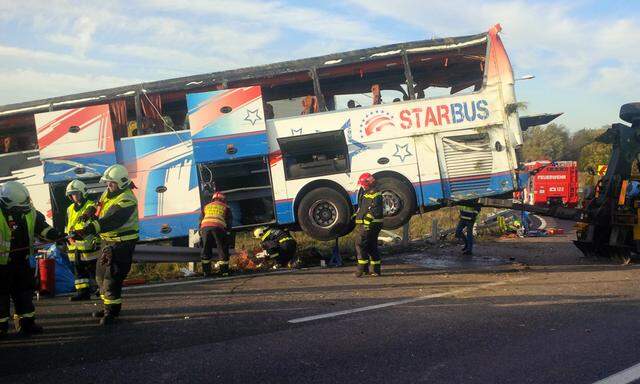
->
xmin=382 ymin=190 xmax=402 ymax=216
xmin=309 ymin=200 xmax=338 ymax=228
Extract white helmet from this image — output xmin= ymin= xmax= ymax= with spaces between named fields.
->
xmin=101 ymin=164 xmax=131 ymax=189
xmin=66 ymin=179 xmax=87 ymax=198
xmin=0 ymin=181 xmax=32 ymax=212
xmin=253 ymin=226 xmax=268 ymax=239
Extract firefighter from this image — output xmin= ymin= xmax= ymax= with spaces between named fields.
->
xmin=455 ymin=199 xmax=481 ymax=255
xmin=65 ymin=180 xmax=100 ymax=301
xmin=253 ymin=226 xmax=297 ymax=268
xmin=200 ymin=192 xmax=232 ymax=277
xmin=0 ymin=181 xmax=63 ymax=338
xmin=353 ymin=173 xmax=384 ymax=277
xmin=80 ymin=165 xmax=138 ymax=325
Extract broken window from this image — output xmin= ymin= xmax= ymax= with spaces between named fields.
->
xmin=278 ymin=130 xmax=349 ymax=180
xmin=318 ymin=57 xmax=410 ymax=112
xmin=407 ymin=40 xmax=487 ymax=99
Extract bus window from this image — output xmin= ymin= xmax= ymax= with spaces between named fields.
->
xmin=256 ymin=71 xmax=315 ymax=119
xmin=407 ymin=40 xmax=487 ymax=99
xmin=278 ymin=130 xmax=349 ymax=180
xmin=318 ymin=56 xmax=409 ymax=112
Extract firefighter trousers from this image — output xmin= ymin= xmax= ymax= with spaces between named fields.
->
xmin=355 ymin=226 xmax=381 ymax=272
xmin=201 ymin=227 xmax=230 ymax=265
xmin=0 ymin=257 xmax=37 ymax=324
xmin=272 ymin=241 xmax=297 ymax=267
xmin=455 ymin=219 xmax=475 ymax=252
xmin=96 ymin=240 xmax=136 ymax=317
xmin=71 ymin=255 xmax=97 ymax=293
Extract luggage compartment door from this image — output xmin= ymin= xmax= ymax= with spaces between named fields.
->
xmin=34 ymin=104 xmax=117 ymax=183
xmin=187 ymin=86 xmax=268 ymax=163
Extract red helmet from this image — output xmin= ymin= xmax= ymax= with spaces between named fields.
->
xmin=357 ymin=173 xmax=375 ymax=189
xmin=212 ymin=192 xmax=226 ymax=202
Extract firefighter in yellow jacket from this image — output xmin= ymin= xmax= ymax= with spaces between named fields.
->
xmin=353 ymin=173 xmax=384 ymax=277
xmin=80 ymin=165 xmax=138 ymax=325
xmin=200 ymin=192 xmax=233 ymax=277
xmin=0 ymin=181 xmax=63 ymax=338
xmin=65 ymin=180 xmax=100 ymax=301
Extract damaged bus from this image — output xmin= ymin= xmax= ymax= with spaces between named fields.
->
xmin=0 ymin=24 xmax=535 ymax=241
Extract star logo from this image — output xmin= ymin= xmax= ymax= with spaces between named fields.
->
xmin=291 ymin=128 xmax=303 ymax=136
xmin=244 ymin=109 xmax=262 ymax=125
xmin=393 ymin=143 xmax=412 ymax=162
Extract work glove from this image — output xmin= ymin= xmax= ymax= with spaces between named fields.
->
xmin=255 ymin=250 xmax=268 ymax=259
xmin=82 ymin=220 xmax=98 ymax=235
xmin=100 ymin=246 xmax=113 ymax=266
xmin=80 ymin=206 xmax=97 ymax=222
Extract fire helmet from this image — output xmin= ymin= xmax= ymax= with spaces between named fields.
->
xmin=66 ymin=179 xmax=88 ymax=198
xmin=212 ymin=192 xmax=226 ymax=203
xmin=357 ymin=173 xmax=375 ymax=189
xmin=101 ymin=164 xmax=131 ymax=189
xmin=0 ymin=181 xmax=32 ymax=212
xmin=253 ymin=226 xmax=267 ymax=239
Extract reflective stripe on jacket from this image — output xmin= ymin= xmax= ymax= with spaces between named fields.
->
xmin=0 ymin=209 xmax=35 ymax=265
xmin=66 ymin=200 xmax=100 ymax=260
xmin=459 ymin=205 xmax=480 ymax=221
xmin=355 ymin=190 xmax=383 ymax=227
xmin=201 ymin=201 xmax=230 ymax=230
xmin=97 ymin=188 xmax=139 ymax=242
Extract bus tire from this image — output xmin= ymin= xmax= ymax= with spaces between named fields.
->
xmin=297 ymin=187 xmax=352 ymax=241
xmin=376 ymin=176 xmax=416 ymax=230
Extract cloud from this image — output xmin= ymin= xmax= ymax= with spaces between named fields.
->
xmin=0 ymin=44 xmax=110 ymax=68
xmin=47 ymin=16 xmax=97 ymax=57
xmin=0 ymin=69 xmax=138 ymax=105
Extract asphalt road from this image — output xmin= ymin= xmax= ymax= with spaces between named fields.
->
xmin=2 ymin=219 xmax=640 ymax=384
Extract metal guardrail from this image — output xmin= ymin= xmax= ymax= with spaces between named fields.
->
xmin=133 ymin=245 xmax=236 ymax=263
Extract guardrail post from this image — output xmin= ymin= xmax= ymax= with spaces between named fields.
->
xmin=401 ymin=223 xmax=410 ymax=247
xmin=431 ymin=218 xmax=439 ymax=243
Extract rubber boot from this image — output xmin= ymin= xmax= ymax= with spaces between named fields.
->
xmin=0 ymin=321 xmax=8 ymax=340
xmin=219 ymin=263 xmax=230 ymax=277
xmin=92 ymin=310 xmax=105 ymax=318
xmin=371 ymin=263 xmax=381 ymax=277
xmin=354 ymin=262 xmax=369 ymax=278
xmin=69 ymin=288 xmax=92 ymax=302
xmin=16 ymin=317 xmax=44 ymax=337
xmin=202 ymin=262 xmax=212 ymax=277
xmin=100 ymin=304 xmax=121 ymax=326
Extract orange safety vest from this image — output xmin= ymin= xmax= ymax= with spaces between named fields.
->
xmin=200 ymin=201 xmax=229 ymax=229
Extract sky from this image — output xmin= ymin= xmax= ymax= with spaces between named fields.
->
xmin=0 ymin=0 xmax=638 ymax=131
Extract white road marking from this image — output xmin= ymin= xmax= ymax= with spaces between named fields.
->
xmin=534 ymin=214 xmax=547 ymax=230
xmin=288 ymin=277 xmax=528 ymax=324
xmin=593 ymin=362 xmax=640 ymax=384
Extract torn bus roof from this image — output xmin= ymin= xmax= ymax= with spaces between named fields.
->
xmin=0 ymin=32 xmax=488 ymax=118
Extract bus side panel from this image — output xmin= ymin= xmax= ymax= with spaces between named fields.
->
xmin=117 ymin=131 xmax=200 ymax=240
xmin=266 ymin=143 xmax=295 ymax=225
xmin=436 ymin=127 xmax=514 ymax=201
xmin=187 ymin=87 xmax=268 ymax=163
xmin=412 ymin=135 xmax=444 ymax=207
xmin=34 ymin=105 xmax=117 ymax=183
xmin=0 ymin=150 xmax=52 ymax=224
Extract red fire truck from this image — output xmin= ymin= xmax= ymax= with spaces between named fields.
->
xmin=521 ymin=161 xmax=579 ymax=207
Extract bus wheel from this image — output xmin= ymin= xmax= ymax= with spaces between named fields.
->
xmin=298 ymin=187 xmax=352 ymax=241
xmin=377 ymin=176 xmax=416 ymax=230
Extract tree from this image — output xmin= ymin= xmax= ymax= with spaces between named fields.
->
xmin=522 ymin=123 xmax=569 ymax=162
xmin=578 ymin=127 xmax=612 ymax=171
